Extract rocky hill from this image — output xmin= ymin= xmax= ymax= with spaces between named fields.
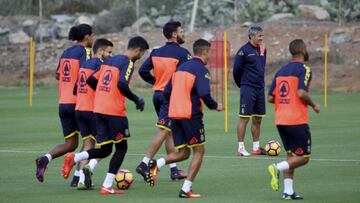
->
xmin=0 ymin=15 xmax=359 ymax=92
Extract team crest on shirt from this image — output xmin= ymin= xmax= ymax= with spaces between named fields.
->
xmin=279 ymin=80 xmax=290 ymax=104
xmin=62 ymin=60 xmax=71 ymax=82
xmin=78 ymin=71 xmax=88 ymax=93
xmin=238 ymin=51 xmax=244 ymax=56
xmin=187 ymin=54 xmax=192 ymax=60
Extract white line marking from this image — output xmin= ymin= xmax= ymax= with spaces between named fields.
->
xmin=1 ymin=149 xmax=359 ymax=163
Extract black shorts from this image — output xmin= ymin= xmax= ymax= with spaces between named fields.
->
xmin=59 ymin=104 xmax=79 ymax=139
xmin=153 ymin=91 xmax=171 ymax=131
xmin=239 ymin=85 xmax=266 ymax=117
xmin=75 ymin=110 xmax=96 ymax=141
xmin=172 ymin=118 xmax=205 ymax=149
xmin=277 ymin=124 xmax=311 ymax=157
xmin=95 ymin=113 xmax=130 ymax=146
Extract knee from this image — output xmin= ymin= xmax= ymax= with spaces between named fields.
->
xmin=239 ymin=118 xmax=250 ymax=126
xmin=101 ymin=144 xmax=113 ymax=157
xmin=180 ymin=148 xmax=190 ymax=159
xmin=65 ymin=139 xmax=78 ymax=152
xmin=194 ymin=146 xmax=205 ymax=156
xmin=115 ymin=141 xmax=128 ymax=152
xmin=252 ymin=117 xmax=262 ymax=125
xmin=303 ymin=157 xmax=310 ymax=165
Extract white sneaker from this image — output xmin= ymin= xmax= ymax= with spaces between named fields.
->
xmin=237 ymin=148 xmax=250 ymax=156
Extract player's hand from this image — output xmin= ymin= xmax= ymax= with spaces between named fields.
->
xmin=135 ymin=97 xmax=145 ymax=112
xmin=216 ymin=103 xmax=224 ymax=112
xmin=312 ymin=103 xmax=320 ymax=114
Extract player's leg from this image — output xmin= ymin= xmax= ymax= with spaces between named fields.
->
xmin=178 ymin=119 xmax=206 ymax=198
xmin=160 ymin=96 xmax=186 ymax=179
xmin=165 ymin=132 xmax=187 ymax=180
xmin=251 ymin=116 xmax=266 ymax=155
xmin=178 ymin=146 xmax=204 ymax=198
xmin=62 ymin=113 xmax=112 ymax=180
xmin=282 ymin=126 xmax=310 ymax=200
xmin=237 ymin=117 xmax=250 ymax=156
xmin=251 ymin=88 xmax=266 ymax=155
xmin=76 ymin=111 xmax=98 ymax=188
xmin=100 ymin=116 xmax=130 ymax=194
xmin=237 ymin=85 xmax=254 ymax=156
xmin=136 ymin=92 xmax=166 ymax=177
xmin=268 ymin=125 xmax=311 ymax=199
xmin=146 ymin=119 xmax=190 ymax=186
xmin=35 ymin=104 xmax=79 ymax=183
xmin=137 ymin=92 xmax=185 ymax=180
xmin=99 ymin=141 xmax=127 ymax=195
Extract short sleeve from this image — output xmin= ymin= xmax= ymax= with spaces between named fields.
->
xmin=298 ymin=64 xmax=312 ymax=92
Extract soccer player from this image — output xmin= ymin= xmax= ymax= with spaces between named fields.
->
xmin=233 ymin=26 xmax=267 ymax=156
xmin=35 ymin=24 xmax=94 ymax=183
xmin=146 ymin=39 xmax=223 ymax=198
xmin=267 ymin=39 xmax=320 ymax=200
xmin=136 ymin=21 xmax=191 ymax=181
xmin=61 ymin=36 xmax=149 ymax=195
xmin=73 ymin=38 xmax=114 ymax=189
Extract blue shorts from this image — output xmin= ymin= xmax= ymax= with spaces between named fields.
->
xmin=153 ymin=91 xmax=171 ymax=131
xmin=59 ymin=104 xmax=79 ymax=139
xmin=95 ymin=113 xmax=130 ymax=146
xmin=239 ymin=85 xmax=266 ymax=117
xmin=277 ymin=124 xmax=311 ymax=157
xmin=172 ymin=118 xmax=205 ymax=150
xmin=75 ymin=110 xmax=96 ymax=141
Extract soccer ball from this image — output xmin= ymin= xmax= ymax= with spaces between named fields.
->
xmin=265 ymin=140 xmax=281 ymax=156
xmin=113 ymin=169 xmax=134 ymax=190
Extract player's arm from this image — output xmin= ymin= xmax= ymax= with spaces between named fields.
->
xmin=87 ymin=68 xmax=100 ymax=91
xmin=233 ymin=49 xmax=245 ymax=88
xmin=138 ymin=52 xmax=155 ymax=85
xmin=298 ymin=66 xmax=320 ymax=113
xmin=267 ymin=76 xmax=276 ymax=103
xmin=196 ymin=70 xmax=222 ymax=111
xmin=73 ymin=78 xmax=78 ymax=95
xmin=163 ymin=79 xmax=173 ymax=102
xmin=118 ymin=61 xmax=144 ymax=111
xmin=79 ymin=47 xmax=90 ymax=66
xmin=55 ymin=55 xmax=63 ymax=80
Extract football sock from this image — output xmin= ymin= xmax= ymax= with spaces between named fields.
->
xmin=88 ymin=159 xmax=98 ymax=172
xmin=238 ymin=142 xmax=245 ymax=150
xmin=283 ymin=178 xmax=294 ymax=195
xmin=157 ymin=158 xmax=166 ymax=169
xmin=74 ymin=170 xmax=80 ymax=177
xmin=253 ymin=141 xmax=260 ymax=151
xmin=108 ymin=141 xmax=127 ymax=174
xmin=74 ymin=151 xmax=89 ymax=163
xmin=276 ymin=161 xmax=290 ymax=172
xmin=45 ymin=154 xmax=52 ymax=162
xmin=79 ymin=170 xmax=85 ymax=184
xmin=102 ymin=173 xmax=116 ymax=188
xmin=169 ymin=163 xmax=177 ymax=169
xmin=181 ymin=179 xmax=192 ymax=193
xmin=142 ymin=157 xmax=150 ymax=165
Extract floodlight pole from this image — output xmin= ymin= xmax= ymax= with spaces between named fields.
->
xmin=189 ymin=0 xmax=199 ymax=32
xmin=39 ymin=0 xmax=42 ymax=44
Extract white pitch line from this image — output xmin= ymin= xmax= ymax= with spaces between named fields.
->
xmin=1 ymin=149 xmax=359 ymax=163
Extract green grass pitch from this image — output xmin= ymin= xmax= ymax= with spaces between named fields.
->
xmin=0 ymin=86 xmax=359 ymax=203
